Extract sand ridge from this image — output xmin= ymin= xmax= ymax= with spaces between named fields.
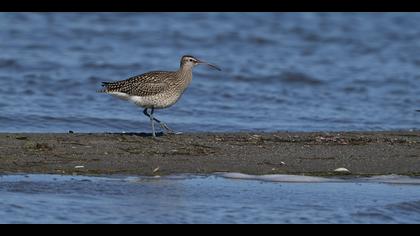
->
xmin=0 ymin=131 xmax=419 ymax=176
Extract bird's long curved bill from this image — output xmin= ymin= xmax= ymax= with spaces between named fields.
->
xmin=198 ymin=60 xmax=222 ymax=71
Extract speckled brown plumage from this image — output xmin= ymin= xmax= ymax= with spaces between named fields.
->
xmin=100 ymin=71 xmax=176 ymax=97
xmin=99 ymin=68 xmax=193 ymax=109
xmin=100 ymin=71 xmax=192 ymax=96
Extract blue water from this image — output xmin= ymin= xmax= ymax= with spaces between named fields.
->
xmin=0 ymin=13 xmax=419 ymax=133
xmin=1 ymin=174 xmax=420 ymax=224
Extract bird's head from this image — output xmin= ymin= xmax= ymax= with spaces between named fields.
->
xmin=180 ymin=55 xmax=221 ymax=71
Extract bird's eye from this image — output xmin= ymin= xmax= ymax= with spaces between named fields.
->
xmin=189 ymin=59 xmax=193 ymax=62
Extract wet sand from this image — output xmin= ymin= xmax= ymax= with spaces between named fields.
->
xmin=0 ymin=132 xmax=419 ymax=176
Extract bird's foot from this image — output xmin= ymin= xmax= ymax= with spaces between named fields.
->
xmin=159 ymin=123 xmax=182 ymax=135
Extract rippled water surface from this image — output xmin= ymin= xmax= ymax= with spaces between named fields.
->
xmin=0 ymin=13 xmax=419 ymax=133
xmin=1 ymin=174 xmax=420 ymax=224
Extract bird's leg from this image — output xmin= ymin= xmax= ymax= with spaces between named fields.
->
xmin=142 ymin=108 xmax=180 ymax=135
xmin=153 ymin=117 xmax=175 ymax=134
xmin=143 ymin=108 xmax=156 ymax=137
xmin=150 ymin=108 xmax=156 ymax=137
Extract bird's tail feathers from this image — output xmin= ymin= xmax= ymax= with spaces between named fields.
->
xmin=97 ymin=82 xmax=111 ymax=93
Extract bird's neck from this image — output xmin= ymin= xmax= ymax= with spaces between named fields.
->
xmin=177 ymin=67 xmax=193 ymax=80
xmin=176 ymin=66 xmax=193 ymax=89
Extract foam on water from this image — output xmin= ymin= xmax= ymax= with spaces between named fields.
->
xmin=218 ymin=172 xmax=341 ymax=183
xmin=360 ymin=175 xmax=420 ymax=185
xmin=3 ymin=173 xmax=420 ymax=185
xmin=219 ymin=173 xmax=420 ymax=185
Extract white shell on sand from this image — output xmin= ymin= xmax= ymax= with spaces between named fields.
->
xmin=333 ymin=167 xmax=350 ymax=173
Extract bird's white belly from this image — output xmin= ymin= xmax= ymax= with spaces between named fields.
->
xmin=108 ymin=92 xmax=181 ymax=109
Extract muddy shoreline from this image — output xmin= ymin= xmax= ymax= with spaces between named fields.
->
xmin=0 ymin=132 xmax=419 ymax=176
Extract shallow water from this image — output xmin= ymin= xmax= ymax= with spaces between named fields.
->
xmin=1 ymin=174 xmax=420 ymax=224
xmin=0 ymin=13 xmax=419 ymax=133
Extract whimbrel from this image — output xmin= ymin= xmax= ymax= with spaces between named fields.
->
xmin=98 ymin=55 xmax=221 ymax=137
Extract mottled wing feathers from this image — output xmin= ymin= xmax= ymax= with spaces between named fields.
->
xmin=100 ymin=71 xmax=173 ymax=97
